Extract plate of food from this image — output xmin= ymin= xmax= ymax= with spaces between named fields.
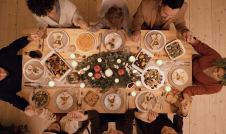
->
xmin=102 ymin=93 xmax=123 ymax=112
xmin=132 ymin=49 xmax=154 ymax=72
xmin=144 ymin=30 xmax=166 ymax=52
xmin=141 ymin=66 xmax=165 ymax=90
xmin=76 ymin=32 xmax=96 ymax=53
xmin=165 ymin=39 xmax=186 ymax=60
xmin=55 ymin=91 xmax=75 ymax=111
xmin=103 ymin=31 xmax=125 ymax=51
xmin=84 ymin=90 xmax=99 ymax=106
xmin=23 ymin=59 xmax=45 ymax=82
xmin=135 ymin=91 xmax=157 ymax=112
xmin=47 ymin=30 xmax=69 ymax=51
xmin=168 ymin=67 xmax=189 ymax=89
xmin=29 ymin=89 xmax=49 ymax=108
xmin=42 ymin=51 xmax=72 ymax=81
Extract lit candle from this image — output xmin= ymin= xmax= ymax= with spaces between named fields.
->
xmin=165 ymin=86 xmax=172 ymax=92
xmin=70 ymin=54 xmax=76 ymax=59
xmin=131 ymin=91 xmax=137 ymax=96
xmin=48 ymin=81 xmax=55 ymax=87
xmin=71 ymin=61 xmax=78 ymax=68
xmin=156 ymin=59 xmax=163 ymax=66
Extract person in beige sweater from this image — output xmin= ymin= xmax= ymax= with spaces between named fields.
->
xmin=131 ymin=0 xmax=192 ymax=42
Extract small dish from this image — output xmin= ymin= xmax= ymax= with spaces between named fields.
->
xmin=103 ymin=31 xmax=125 ymax=51
xmin=76 ymin=32 xmax=96 ymax=53
xmin=165 ymin=39 xmax=186 ymax=60
xmin=29 ymin=89 xmax=49 ymax=108
xmin=135 ymin=91 xmax=157 ymax=112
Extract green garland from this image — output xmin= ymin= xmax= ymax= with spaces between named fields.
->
xmin=77 ymin=51 xmax=136 ymax=90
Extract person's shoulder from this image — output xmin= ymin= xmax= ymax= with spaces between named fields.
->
xmin=60 ymin=0 xmax=76 ymax=10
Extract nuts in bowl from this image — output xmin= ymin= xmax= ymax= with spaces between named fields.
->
xmin=141 ymin=66 xmax=165 ymax=90
xmin=165 ymin=39 xmax=186 ymax=60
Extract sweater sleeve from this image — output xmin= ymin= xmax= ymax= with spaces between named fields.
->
xmin=183 ymin=84 xmax=222 ymax=96
xmin=173 ymin=115 xmax=183 ymax=134
xmin=0 ymin=36 xmax=30 ymax=55
xmin=174 ymin=2 xmax=189 ymax=33
xmin=192 ymin=40 xmax=221 ymax=58
xmin=131 ymin=1 xmax=144 ymax=32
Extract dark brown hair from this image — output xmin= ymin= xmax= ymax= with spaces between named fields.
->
xmin=105 ymin=6 xmax=124 ymax=29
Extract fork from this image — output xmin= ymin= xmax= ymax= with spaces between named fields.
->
xmin=97 ymin=33 xmax=102 ymax=52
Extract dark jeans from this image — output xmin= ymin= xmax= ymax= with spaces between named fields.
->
xmin=88 ymin=109 xmax=135 ymax=134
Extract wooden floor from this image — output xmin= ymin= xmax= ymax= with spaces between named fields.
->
xmin=0 ymin=0 xmax=226 ymax=134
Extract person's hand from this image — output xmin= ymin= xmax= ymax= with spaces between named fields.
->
xmin=28 ymin=29 xmax=46 ymax=41
xmin=67 ymin=111 xmax=86 ymax=121
xmin=177 ymin=96 xmax=192 ymax=117
xmin=131 ymin=31 xmax=141 ymax=42
xmin=78 ymin=19 xmax=89 ymax=30
xmin=182 ymin=30 xmax=194 ymax=43
xmin=147 ymin=110 xmax=158 ymax=122
xmin=24 ymin=105 xmax=38 ymax=117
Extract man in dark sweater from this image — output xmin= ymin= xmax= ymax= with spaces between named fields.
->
xmin=0 ymin=31 xmax=44 ymax=111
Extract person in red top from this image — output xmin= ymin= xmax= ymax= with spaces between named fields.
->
xmin=183 ymin=37 xmax=225 ymax=97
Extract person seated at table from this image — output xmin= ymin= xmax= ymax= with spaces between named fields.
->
xmin=135 ymin=110 xmax=183 ymax=134
xmin=181 ymin=36 xmax=225 ymax=100
xmin=87 ymin=109 xmax=135 ymax=134
xmin=89 ymin=0 xmax=131 ymax=34
xmin=131 ymin=0 xmax=192 ymax=42
xmin=0 ymin=31 xmax=45 ymax=112
xmin=43 ymin=110 xmax=89 ymax=134
xmin=26 ymin=0 xmax=88 ymax=29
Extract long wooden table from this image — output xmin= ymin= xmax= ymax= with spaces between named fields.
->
xmin=20 ymin=28 xmax=192 ymax=113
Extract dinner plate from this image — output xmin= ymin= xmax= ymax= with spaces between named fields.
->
xmin=102 ymin=92 xmax=123 ymax=112
xmin=23 ymin=59 xmax=45 ymax=82
xmin=47 ymin=30 xmax=70 ymax=51
xmin=29 ymin=89 xmax=50 ymax=108
xmin=75 ymin=32 xmax=96 ymax=53
xmin=54 ymin=90 xmax=75 ymax=112
xmin=103 ymin=31 xmax=125 ymax=51
xmin=135 ymin=90 xmax=157 ymax=112
xmin=141 ymin=66 xmax=165 ymax=90
xmin=168 ymin=67 xmax=189 ymax=90
xmin=144 ymin=30 xmax=166 ymax=52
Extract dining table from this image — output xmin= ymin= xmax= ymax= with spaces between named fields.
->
xmin=19 ymin=28 xmax=193 ymax=114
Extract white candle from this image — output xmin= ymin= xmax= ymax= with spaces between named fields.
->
xmin=48 ymin=81 xmax=55 ymax=87
xmin=156 ymin=60 xmax=163 ymax=66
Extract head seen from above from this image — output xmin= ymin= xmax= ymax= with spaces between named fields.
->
xmin=160 ymin=0 xmax=184 ymax=21
xmin=105 ymin=6 xmax=124 ymax=30
xmin=212 ymin=58 xmax=226 ymax=84
xmin=27 ymin=0 xmax=57 ymax=17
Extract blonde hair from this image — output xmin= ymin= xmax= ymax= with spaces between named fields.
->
xmin=161 ymin=126 xmax=177 ymax=134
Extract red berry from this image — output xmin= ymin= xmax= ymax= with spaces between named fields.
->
xmin=94 ymin=73 xmax=101 ymax=79
xmin=94 ymin=65 xmax=101 ymax=72
xmin=118 ymin=68 xmax=125 ymax=76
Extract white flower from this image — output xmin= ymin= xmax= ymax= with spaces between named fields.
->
xmin=104 ymin=68 xmax=113 ymax=77
xmin=115 ymin=78 xmax=119 ymax=83
xmin=117 ymin=59 xmax=122 ymax=64
xmin=129 ymin=56 xmax=136 ymax=62
xmin=97 ymin=58 xmax=102 ymax=63
xmin=88 ymin=72 xmax=93 ymax=77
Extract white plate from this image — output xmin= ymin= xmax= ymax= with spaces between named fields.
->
xmin=144 ymin=30 xmax=166 ymax=52
xmin=75 ymin=32 xmax=96 ymax=53
xmin=165 ymin=39 xmax=186 ymax=60
xmin=135 ymin=91 xmax=157 ymax=112
xmin=104 ymin=32 xmax=124 ymax=51
xmin=23 ymin=59 xmax=45 ymax=82
xmin=141 ymin=66 xmax=165 ymax=90
xmin=56 ymin=91 xmax=74 ymax=111
xmin=172 ymin=68 xmax=188 ymax=86
xmin=103 ymin=93 xmax=122 ymax=111
xmin=47 ymin=30 xmax=69 ymax=51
